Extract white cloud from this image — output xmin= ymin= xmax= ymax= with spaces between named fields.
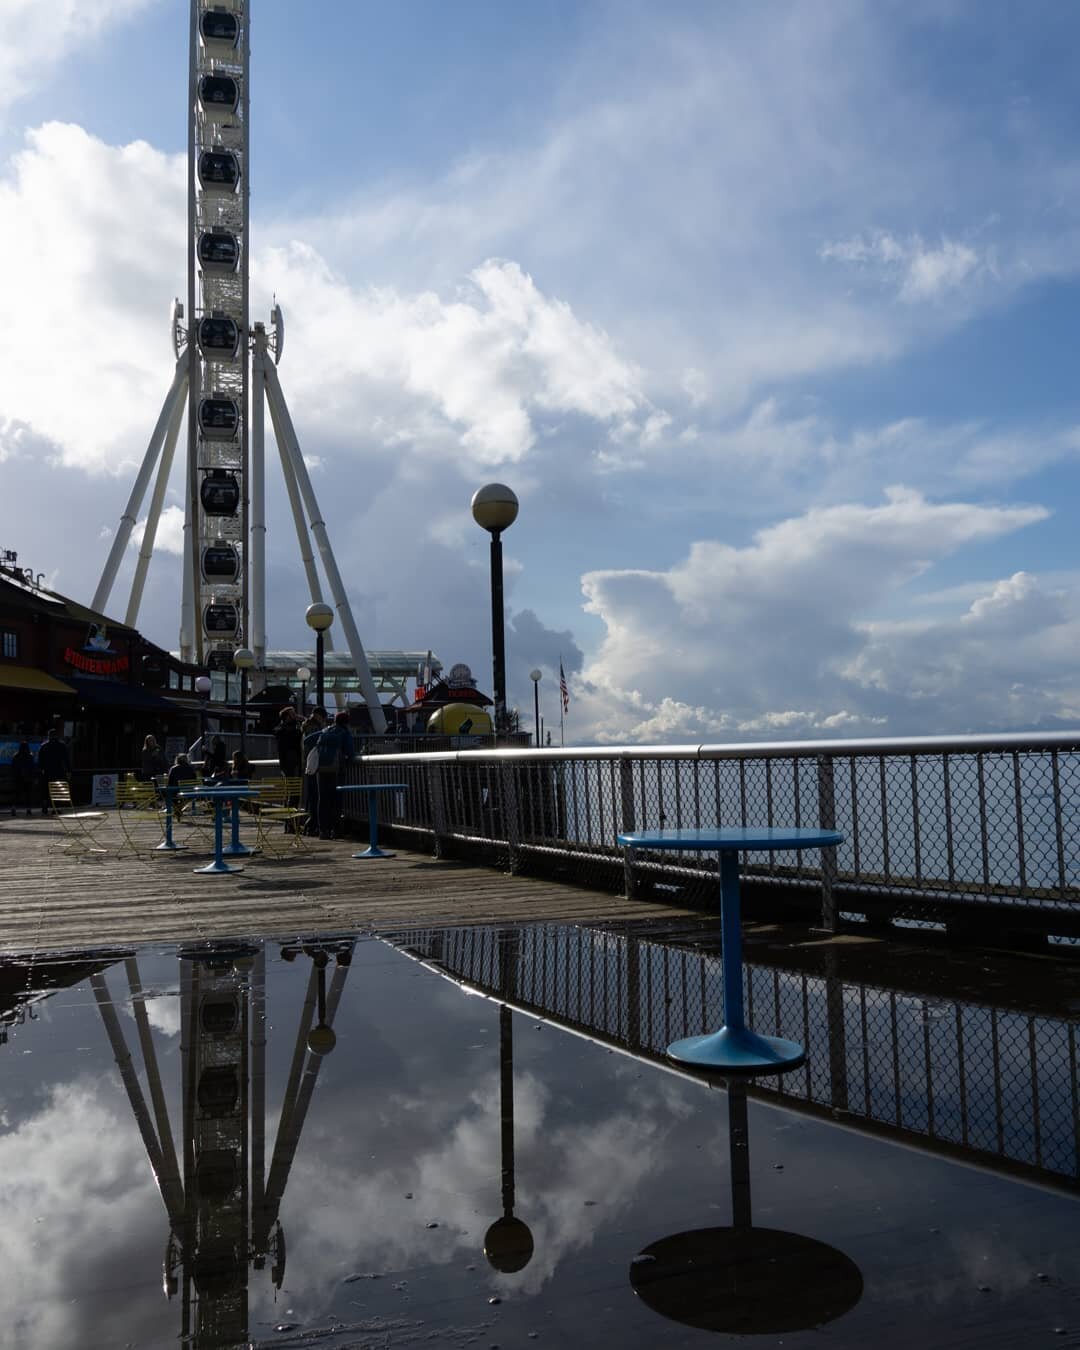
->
xmin=0 ymin=0 xmax=154 ymax=121
xmin=821 ymin=231 xmax=985 ymax=303
xmin=577 ymin=489 xmax=1057 ymax=742
xmin=131 ymin=505 xmax=185 ymax=557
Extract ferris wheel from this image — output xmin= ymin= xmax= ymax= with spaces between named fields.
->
xmin=92 ymin=0 xmax=386 ymax=732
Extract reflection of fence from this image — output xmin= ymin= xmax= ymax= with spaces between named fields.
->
xmin=388 ymin=922 xmax=1080 ymax=1192
xmin=344 ymin=732 xmax=1080 ymax=940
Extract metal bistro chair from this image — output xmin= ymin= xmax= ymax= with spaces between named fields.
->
xmin=46 ymin=782 xmax=110 ymax=859
xmin=251 ymin=776 xmax=310 ymax=856
xmin=113 ymin=780 xmax=168 ymax=854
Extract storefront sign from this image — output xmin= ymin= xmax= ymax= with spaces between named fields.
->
xmin=64 ymin=648 xmax=130 ymax=676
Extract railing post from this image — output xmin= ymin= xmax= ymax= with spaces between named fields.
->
xmin=619 ymin=757 xmax=637 ymax=899
xmin=816 ymin=753 xmax=838 ymax=933
xmin=823 ymin=948 xmax=848 ymax=1110
xmin=428 ymin=761 xmax=449 ymax=859
xmin=500 ymin=760 xmax=522 ymax=874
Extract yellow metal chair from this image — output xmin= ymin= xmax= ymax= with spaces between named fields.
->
xmin=114 ymin=781 xmax=167 ymax=853
xmin=47 ymin=782 xmax=109 ymax=858
xmin=252 ymin=776 xmax=310 ymax=856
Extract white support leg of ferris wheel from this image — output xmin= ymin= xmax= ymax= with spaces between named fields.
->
xmin=250 ymin=339 xmax=268 ymax=672
xmin=124 ymin=376 xmax=186 ymax=629
xmin=260 ymin=360 xmax=332 ymax=626
xmin=262 ymin=359 xmax=387 ymax=733
xmin=91 ymin=352 xmax=189 ymax=617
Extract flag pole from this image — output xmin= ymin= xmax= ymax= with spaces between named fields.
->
xmin=559 ymin=654 xmax=565 ymax=746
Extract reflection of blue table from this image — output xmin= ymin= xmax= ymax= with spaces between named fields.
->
xmin=337 ymin=783 xmax=408 ymax=859
xmin=616 ymin=827 xmax=844 ymax=1073
xmin=179 ymin=786 xmax=262 ymax=874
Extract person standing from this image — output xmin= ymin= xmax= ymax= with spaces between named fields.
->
xmin=36 ymin=729 xmax=71 ymax=809
xmin=273 ymin=706 xmax=303 ymax=779
xmin=204 ymin=736 xmax=228 ymax=781
xmin=11 ymin=741 xmax=36 ymax=815
xmin=141 ymin=734 xmax=167 ymax=781
xmin=300 ymin=707 xmax=327 ymax=836
xmin=315 ymin=710 xmax=355 ymax=839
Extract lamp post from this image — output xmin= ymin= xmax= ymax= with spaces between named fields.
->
xmin=305 ymin=603 xmax=334 ymax=711
xmin=471 ymin=484 xmax=518 ymax=739
xmin=233 ymin=647 xmax=254 ymax=757
xmin=194 ymin=674 xmax=211 ymax=759
xmin=529 ymin=669 xmax=542 ymax=747
xmin=295 ymin=665 xmax=311 ymax=713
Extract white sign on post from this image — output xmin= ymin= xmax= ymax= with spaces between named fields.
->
xmin=91 ymin=773 xmax=117 ymax=807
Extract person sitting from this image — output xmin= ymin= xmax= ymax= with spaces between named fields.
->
xmin=166 ymin=752 xmax=197 ymax=818
xmin=231 ymin=748 xmax=252 ymax=781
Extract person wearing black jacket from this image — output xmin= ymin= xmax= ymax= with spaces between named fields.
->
xmin=273 ymin=706 xmax=303 ymax=778
xmin=11 ymin=741 xmax=35 ymax=815
xmin=36 ymin=730 xmax=70 ymax=805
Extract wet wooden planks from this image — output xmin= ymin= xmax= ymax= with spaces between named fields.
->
xmin=0 ymin=815 xmax=697 ymax=955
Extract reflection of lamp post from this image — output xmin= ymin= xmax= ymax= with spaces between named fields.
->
xmin=484 ymin=930 xmax=532 ymax=1274
xmin=528 ymin=669 xmax=542 ymax=747
xmin=295 ymin=665 xmax=311 ymax=713
xmin=306 ymin=950 xmax=337 ymax=1055
xmin=233 ymin=648 xmax=254 ymax=757
xmin=305 ymin=603 xmax=333 ymax=710
xmin=471 ymin=484 xmax=518 ymax=739
xmin=195 ymin=674 xmax=211 ymax=756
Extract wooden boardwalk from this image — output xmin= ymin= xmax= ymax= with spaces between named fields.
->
xmin=0 ymin=811 xmax=698 ymax=956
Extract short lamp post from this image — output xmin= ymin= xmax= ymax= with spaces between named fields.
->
xmin=295 ymin=665 xmax=311 ymax=713
xmin=471 ymin=484 xmax=518 ymax=739
xmin=529 ymin=669 xmax=542 ymax=747
xmin=305 ymin=603 xmax=334 ymax=710
xmin=233 ymin=648 xmax=254 ymax=757
xmin=195 ymin=674 xmax=212 ymax=758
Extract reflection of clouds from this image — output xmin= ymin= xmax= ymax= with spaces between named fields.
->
xmin=0 ymin=1078 xmax=164 ymax=1350
xmin=255 ymin=1057 xmax=693 ymax=1320
xmin=118 ymin=988 xmax=182 ymax=1040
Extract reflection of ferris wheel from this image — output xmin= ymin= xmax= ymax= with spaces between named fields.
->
xmin=92 ymin=0 xmax=386 ymax=731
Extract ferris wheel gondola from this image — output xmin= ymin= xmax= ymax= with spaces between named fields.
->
xmin=199 ymin=73 xmax=239 ymax=121
xmin=199 ymin=7 xmax=240 ymax=53
xmin=198 ymin=313 xmax=240 ymax=362
xmin=203 ymin=602 xmax=240 ymax=638
xmin=198 ymin=228 xmax=240 ymax=275
xmin=199 ymin=396 xmax=239 ymax=439
xmin=202 ymin=542 xmax=240 ymax=581
xmin=200 ymin=469 xmax=241 ymax=516
xmin=198 ymin=149 xmax=241 ymax=195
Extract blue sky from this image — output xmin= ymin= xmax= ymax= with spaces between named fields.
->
xmin=1 ymin=0 xmax=1079 ymax=742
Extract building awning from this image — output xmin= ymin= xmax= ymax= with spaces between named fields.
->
xmin=0 ymin=665 xmax=76 ymax=696
xmin=68 ymin=678 xmax=179 ymax=713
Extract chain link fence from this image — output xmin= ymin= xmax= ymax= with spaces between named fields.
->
xmin=387 ymin=922 xmax=1080 ymax=1191
xmin=347 ymin=733 xmax=1080 ymax=941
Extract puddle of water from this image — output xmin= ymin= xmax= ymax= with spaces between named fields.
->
xmin=0 ymin=928 xmax=1078 ymax=1349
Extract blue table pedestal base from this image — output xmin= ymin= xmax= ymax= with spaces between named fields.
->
xmin=222 ymin=843 xmax=255 ymax=857
xmin=193 ymin=859 xmax=244 ymax=875
xmin=154 ymin=838 xmax=186 ymax=852
xmin=667 ymin=1026 xmax=805 ymax=1075
xmin=352 ymin=845 xmax=395 ymax=860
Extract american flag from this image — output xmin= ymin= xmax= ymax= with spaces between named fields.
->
xmin=559 ymin=659 xmax=570 ymax=713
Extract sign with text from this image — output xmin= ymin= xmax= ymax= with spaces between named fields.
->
xmin=91 ymin=774 xmax=117 ymax=807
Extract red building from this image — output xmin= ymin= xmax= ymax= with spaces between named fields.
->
xmin=0 ymin=551 xmax=206 ymax=783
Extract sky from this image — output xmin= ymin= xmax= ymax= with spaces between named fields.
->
xmin=1 ymin=0 xmax=1079 ymax=744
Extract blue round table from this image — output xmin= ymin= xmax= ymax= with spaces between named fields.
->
xmin=616 ymin=827 xmax=844 ymax=1074
xmin=179 ymin=786 xmax=263 ymax=874
xmin=337 ymin=783 xmax=408 ymax=858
